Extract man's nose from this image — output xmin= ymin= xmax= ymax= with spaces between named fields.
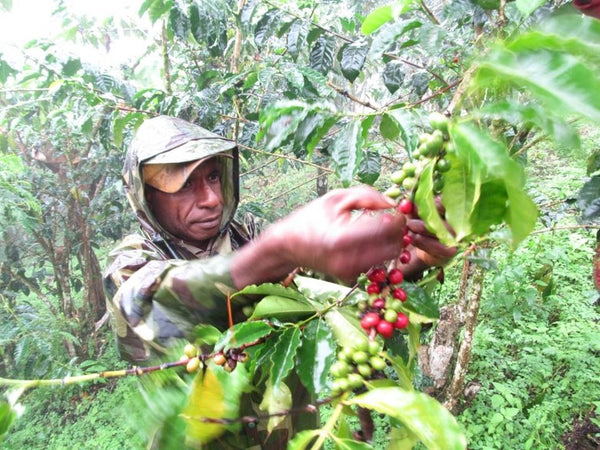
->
xmin=195 ymin=182 xmax=220 ymax=208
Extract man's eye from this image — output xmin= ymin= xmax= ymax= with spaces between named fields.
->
xmin=181 ymin=180 xmax=193 ymax=189
xmin=208 ymin=171 xmax=221 ymax=182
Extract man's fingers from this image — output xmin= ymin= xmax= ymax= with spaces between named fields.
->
xmin=329 ymin=186 xmax=396 ymax=214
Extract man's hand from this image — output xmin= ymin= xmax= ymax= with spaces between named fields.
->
xmin=231 ymin=186 xmax=407 ymax=287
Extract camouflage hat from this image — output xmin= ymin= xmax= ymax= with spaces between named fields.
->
xmin=131 ymin=115 xmax=236 ymax=165
xmin=122 ymin=115 xmax=240 ymax=241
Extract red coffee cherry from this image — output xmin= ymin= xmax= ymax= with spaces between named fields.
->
xmin=376 ymin=320 xmax=394 ymax=339
xmin=398 ymin=198 xmax=414 ymax=215
xmin=372 ymin=298 xmax=386 ymax=310
xmin=403 ymin=234 xmax=413 ymax=247
xmin=368 ymin=267 xmax=387 ymax=284
xmin=399 ymin=250 xmax=411 ymax=264
xmin=394 ymin=312 xmax=410 ymax=329
xmin=366 ymin=283 xmax=381 ymax=295
xmin=392 ymin=288 xmax=407 ymax=302
xmin=361 ymin=312 xmax=381 ymax=330
xmin=387 ymin=268 xmax=404 ymax=285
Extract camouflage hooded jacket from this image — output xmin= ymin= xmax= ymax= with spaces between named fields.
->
xmin=103 ymin=117 xmax=258 ymax=362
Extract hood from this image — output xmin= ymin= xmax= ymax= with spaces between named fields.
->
xmin=122 ymin=115 xmax=239 ymax=247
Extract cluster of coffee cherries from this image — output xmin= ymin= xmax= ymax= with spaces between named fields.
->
xmin=358 ymin=266 xmax=411 ymax=339
xmin=330 ymin=340 xmax=388 ymax=396
xmin=384 ymin=111 xmax=452 ymax=199
xmin=182 ymin=343 xmax=248 ymax=373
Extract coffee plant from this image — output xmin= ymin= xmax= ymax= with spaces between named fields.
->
xmin=1 ymin=0 xmax=600 ymax=448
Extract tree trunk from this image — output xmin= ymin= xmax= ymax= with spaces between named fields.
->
xmin=444 ymin=264 xmax=485 ymax=413
xmin=316 ymin=167 xmax=328 ymax=197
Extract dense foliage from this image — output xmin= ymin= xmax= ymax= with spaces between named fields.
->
xmin=1 ymin=0 xmax=600 ymax=448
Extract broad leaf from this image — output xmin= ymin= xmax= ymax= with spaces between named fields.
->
xmin=332 ymin=119 xmax=364 ymax=187
xmin=296 ymin=319 xmax=336 ymax=395
xmin=260 ymin=379 xmax=292 ymax=433
xmin=478 ymin=100 xmax=580 ymax=149
xmin=440 ymin=150 xmax=479 ymax=242
xmin=269 ymin=327 xmax=302 ymax=390
xmin=450 ymin=122 xmax=538 ymax=246
xmin=415 ymin=162 xmax=456 ymax=246
xmin=383 ymin=61 xmax=405 ymax=94
xmin=254 ymin=9 xmax=280 ymax=48
xmin=251 ymin=295 xmax=317 ymax=321
xmin=402 ymin=283 xmax=439 ymax=319
xmin=324 ymin=308 xmax=369 ymax=350
xmin=183 ymin=366 xmax=238 ymax=445
xmin=338 ymin=41 xmax=368 ymax=83
xmin=232 ymin=282 xmax=307 ymax=302
xmin=287 ymin=19 xmax=306 ymax=60
xmin=288 ymin=429 xmax=320 ymax=450
xmin=361 ymin=1 xmax=418 ymax=35
xmin=475 ymin=48 xmax=600 ymax=121
xmin=357 ymin=149 xmax=381 ymax=185
xmin=333 ymin=437 xmax=374 ymax=449
xmin=515 ymin=0 xmax=546 ymax=17
xmin=215 ymin=321 xmax=273 ymax=352
xmin=168 ymin=3 xmax=190 ymax=41
xmin=387 ymin=108 xmax=422 ymax=155
xmin=294 ymin=275 xmax=367 ymax=306
xmin=0 ymin=401 xmax=17 ymax=443
xmin=310 ymin=35 xmax=336 ymax=75
xmin=350 ymin=387 xmax=467 ymax=450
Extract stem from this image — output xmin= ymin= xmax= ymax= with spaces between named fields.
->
xmin=310 ymin=398 xmax=346 ymax=450
xmin=0 ymin=360 xmax=188 ymax=390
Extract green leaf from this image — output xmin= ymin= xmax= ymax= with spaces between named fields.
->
xmin=296 ymin=319 xmax=336 ymax=395
xmin=215 ymin=321 xmax=273 ymax=352
xmin=0 ymin=401 xmax=17 ymax=443
xmin=298 ymin=66 xmax=336 ymax=98
xmin=325 ymin=308 xmax=369 ymax=350
xmin=475 ymin=48 xmax=600 ymax=121
xmin=578 ymin=175 xmax=600 ymax=222
xmin=389 ymin=108 xmax=422 ymax=155
xmin=450 ymin=122 xmax=538 ymax=246
xmin=295 ymin=275 xmax=367 ymax=306
xmin=332 ymin=119 xmax=364 ymax=187
xmin=140 ymin=0 xmax=173 ymax=23
xmin=233 ymin=282 xmax=307 ymax=302
xmin=333 ymin=437 xmax=374 ymax=449
xmin=383 ymin=61 xmax=405 ymax=94
xmin=350 ymin=387 xmax=467 ymax=450
xmin=357 ymin=150 xmax=381 ymax=185
xmin=478 ymin=100 xmax=580 ymax=149
xmin=288 ymin=429 xmax=320 ymax=450
xmin=260 ymin=379 xmax=292 ymax=433
xmin=369 ymin=19 xmax=422 ymax=59
xmin=415 ymin=162 xmax=456 ymax=246
xmin=287 ymin=19 xmax=306 ymax=60
xmin=536 ymin=14 xmax=600 ymax=65
xmin=168 ymin=3 xmax=190 ymax=41
xmin=515 ymin=0 xmax=546 ymax=17
xmin=380 ymin=113 xmax=400 ymax=140
xmin=269 ymin=327 xmax=302 ymax=390
xmin=470 ymin=180 xmax=508 ymax=236
xmin=361 ymin=1 xmax=418 ymax=35
xmin=310 ymin=35 xmax=336 ymax=75
xmin=339 ymin=41 xmax=368 ymax=83
xmin=251 ymin=295 xmax=317 ymax=321
xmin=440 ymin=151 xmax=479 ymax=242
xmin=255 ymin=9 xmax=281 ymax=48
xmin=193 ymin=324 xmax=221 ymax=345
xmin=402 ymin=283 xmax=439 ymax=319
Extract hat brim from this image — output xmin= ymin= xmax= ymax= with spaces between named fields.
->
xmin=143 ymin=153 xmax=233 ymax=194
xmin=142 ymin=138 xmax=236 ymax=165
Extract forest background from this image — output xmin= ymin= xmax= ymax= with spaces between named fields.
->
xmin=0 ymin=0 xmax=599 ymax=448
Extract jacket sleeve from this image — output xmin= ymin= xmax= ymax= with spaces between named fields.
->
xmin=103 ymin=234 xmax=237 ymax=362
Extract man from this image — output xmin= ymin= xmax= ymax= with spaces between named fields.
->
xmin=103 ymin=115 xmax=454 ymax=446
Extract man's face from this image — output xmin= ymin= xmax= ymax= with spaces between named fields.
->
xmin=145 ymin=158 xmax=224 ymax=248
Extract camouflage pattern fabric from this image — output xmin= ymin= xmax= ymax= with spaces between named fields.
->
xmin=103 ymin=116 xmax=317 ymax=447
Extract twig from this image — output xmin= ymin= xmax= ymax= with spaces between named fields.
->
xmin=327 ymin=82 xmax=379 ymax=111
xmin=531 ymin=224 xmax=599 ymax=235
xmin=237 ymin=143 xmax=334 ymax=173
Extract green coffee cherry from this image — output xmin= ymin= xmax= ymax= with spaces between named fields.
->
xmin=368 ymin=340 xmax=381 ymax=355
xmin=390 ymin=170 xmax=406 ymax=185
xmin=331 ymin=360 xmax=351 ymax=378
xmin=384 ymin=186 xmax=402 ymax=199
xmin=352 ymin=351 xmax=369 ymax=365
xmin=429 ymin=112 xmax=449 ymax=134
xmin=370 ymin=356 xmax=387 ymax=371
xmin=436 ymin=157 xmax=451 ymax=173
xmin=357 ymin=363 xmax=372 ymax=378
xmin=402 ymin=177 xmax=416 ymax=190
xmin=402 ymin=161 xmax=416 ymax=177
xmin=347 ymin=373 xmax=364 ymax=389
xmin=183 ymin=343 xmax=198 ymax=358
xmin=384 ymin=309 xmax=398 ymax=323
